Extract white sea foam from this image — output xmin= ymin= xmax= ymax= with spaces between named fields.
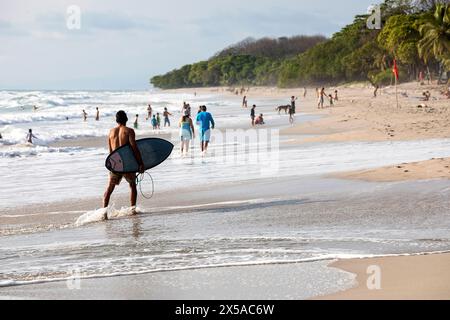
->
xmin=75 ymin=208 xmax=109 ymax=226
xmin=75 ymin=206 xmax=142 ymax=226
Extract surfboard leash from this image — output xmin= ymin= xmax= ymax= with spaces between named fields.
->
xmin=136 ymin=171 xmax=155 ymax=200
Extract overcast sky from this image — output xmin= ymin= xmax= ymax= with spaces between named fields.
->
xmin=0 ymin=0 xmax=383 ymax=90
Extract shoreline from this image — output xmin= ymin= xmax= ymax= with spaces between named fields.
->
xmin=2 ymin=251 xmax=449 ymax=300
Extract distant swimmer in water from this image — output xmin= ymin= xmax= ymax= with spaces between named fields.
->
xmin=183 ymin=104 xmax=192 ymax=117
xmin=134 ymin=114 xmax=139 ymax=129
xmin=33 ymin=105 xmax=39 ymax=112
xmin=196 ymin=105 xmax=215 ymax=156
xmin=103 ymin=111 xmax=144 ymax=217
xmin=0 ymin=132 xmax=3 ymax=139
xmin=179 ymin=114 xmax=195 ymax=156
xmin=181 ymin=102 xmax=190 ymax=117
xmin=163 ymin=108 xmax=172 ymax=127
xmin=82 ymin=110 xmax=88 ymax=121
xmin=95 ymin=107 xmax=100 ymax=121
xmin=148 ymin=104 xmax=153 ymax=120
xmin=26 ymin=129 xmax=38 ymax=144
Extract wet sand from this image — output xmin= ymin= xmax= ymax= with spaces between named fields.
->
xmin=333 ymin=157 xmax=450 ymax=182
xmin=0 ymin=262 xmax=354 ymax=300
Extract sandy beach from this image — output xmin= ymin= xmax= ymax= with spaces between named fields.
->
xmin=1 ymin=82 xmax=450 ymax=300
xmin=322 ymin=253 xmax=450 ymax=300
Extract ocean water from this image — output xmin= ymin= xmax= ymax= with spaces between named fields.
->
xmin=2 ymin=90 xmax=450 ymax=209
xmin=2 ymin=90 xmax=450 ymax=298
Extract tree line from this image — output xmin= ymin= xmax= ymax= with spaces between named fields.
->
xmin=151 ymin=0 xmax=449 ymax=89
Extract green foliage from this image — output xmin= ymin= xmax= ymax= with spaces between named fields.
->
xmin=417 ymin=3 xmax=450 ymax=67
xmin=378 ymin=14 xmax=421 ymax=65
xmin=151 ymin=0 xmax=449 ymax=89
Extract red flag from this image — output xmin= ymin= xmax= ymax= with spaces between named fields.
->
xmin=392 ymin=59 xmax=399 ymax=81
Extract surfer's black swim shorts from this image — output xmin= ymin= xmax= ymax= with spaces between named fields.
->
xmin=110 ymin=172 xmax=136 ymax=185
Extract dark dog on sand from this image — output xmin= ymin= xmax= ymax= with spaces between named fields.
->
xmin=276 ymin=105 xmax=290 ymax=114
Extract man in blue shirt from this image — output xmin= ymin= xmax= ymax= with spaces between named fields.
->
xmin=196 ymin=105 xmax=215 ymax=155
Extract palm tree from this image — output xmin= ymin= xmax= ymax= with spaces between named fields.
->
xmin=417 ymin=4 xmax=450 ymax=79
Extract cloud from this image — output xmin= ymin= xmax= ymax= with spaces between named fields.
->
xmin=33 ymin=10 xmax=162 ymax=34
xmin=84 ymin=12 xmax=147 ymax=30
xmin=190 ymin=7 xmax=338 ymax=39
xmin=0 ymin=10 xmax=164 ymax=40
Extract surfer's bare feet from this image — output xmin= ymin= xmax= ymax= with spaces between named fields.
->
xmin=131 ymin=207 xmax=138 ymax=215
xmin=102 ymin=208 xmax=109 ymax=221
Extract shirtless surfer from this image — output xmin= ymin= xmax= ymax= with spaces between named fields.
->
xmin=103 ymin=111 xmax=144 ymax=217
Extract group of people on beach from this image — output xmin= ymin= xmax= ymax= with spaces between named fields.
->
xmin=422 ymin=91 xmax=432 ymax=101
xmin=250 ymin=105 xmax=265 ymax=126
xmin=145 ymin=104 xmax=173 ymax=130
xmin=317 ymin=88 xmax=338 ymax=109
xmin=141 ymin=102 xmax=216 ymax=156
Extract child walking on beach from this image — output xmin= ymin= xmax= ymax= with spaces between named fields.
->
xmin=328 ymin=94 xmax=334 ymax=107
xmin=156 ymin=113 xmax=161 ymax=129
xmin=151 ymin=115 xmax=158 ymax=130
